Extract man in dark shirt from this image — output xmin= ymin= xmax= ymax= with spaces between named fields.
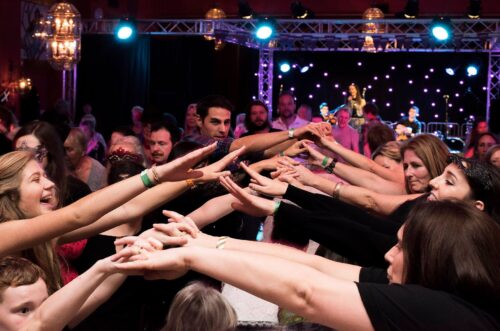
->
xmin=396 ymin=106 xmax=422 ymax=139
xmin=241 ymin=100 xmax=280 ymax=137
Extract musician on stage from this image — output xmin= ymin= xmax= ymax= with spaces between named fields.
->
xmin=346 ymin=83 xmax=366 ymax=131
xmin=396 ymin=106 xmax=422 ymax=140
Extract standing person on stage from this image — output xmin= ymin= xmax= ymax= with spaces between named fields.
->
xmin=346 ymin=83 xmax=366 ymax=131
xmin=396 ymin=106 xmax=422 ymax=140
xmin=272 ymin=91 xmax=309 ymax=131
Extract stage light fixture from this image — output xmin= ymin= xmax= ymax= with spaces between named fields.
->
xmin=445 ymin=68 xmax=455 ymax=76
xmin=466 ymin=65 xmax=478 ymax=77
xmin=300 ymin=65 xmax=309 ymax=73
xmin=291 ymin=1 xmax=313 ymax=19
xmin=115 ymin=18 xmax=136 ymax=40
xmin=255 ymin=18 xmax=275 ymax=40
xmin=280 ymin=62 xmax=291 ymax=73
xmin=467 ymin=0 xmax=481 ymax=19
xmin=403 ymin=0 xmax=419 ymax=18
xmin=238 ymin=0 xmax=254 ymax=19
xmin=430 ymin=18 xmax=452 ymax=42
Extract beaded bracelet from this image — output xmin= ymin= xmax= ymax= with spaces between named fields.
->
xmin=151 ymin=165 xmax=160 ymax=184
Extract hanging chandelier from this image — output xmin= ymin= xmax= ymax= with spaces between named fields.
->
xmin=45 ymin=2 xmax=82 ymax=71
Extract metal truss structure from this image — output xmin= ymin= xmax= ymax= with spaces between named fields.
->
xmin=83 ymin=18 xmax=500 ymax=115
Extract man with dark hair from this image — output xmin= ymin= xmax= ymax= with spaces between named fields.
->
xmin=272 ymin=91 xmax=309 ymax=130
xmin=149 ymin=121 xmax=181 ymax=165
xmin=241 ymin=100 xmax=280 ymax=137
xmin=183 ymin=94 xmax=330 ymax=162
xmin=360 ymin=103 xmax=383 ymax=156
xmin=396 ymin=106 xmax=422 ymax=138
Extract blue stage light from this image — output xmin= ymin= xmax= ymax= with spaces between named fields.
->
xmin=300 ymin=65 xmax=309 ymax=73
xmin=445 ymin=68 xmax=455 ymax=76
xmin=280 ymin=62 xmax=291 ymax=73
xmin=255 ymin=19 xmax=275 ymax=40
xmin=115 ymin=19 xmax=136 ymax=41
xmin=466 ymin=65 xmax=478 ymax=77
xmin=430 ymin=18 xmax=452 ymax=42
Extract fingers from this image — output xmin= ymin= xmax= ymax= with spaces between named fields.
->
xmin=162 ymin=210 xmax=185 ymax=221
xmin=240 ymin=162 xmax=267 ymax=184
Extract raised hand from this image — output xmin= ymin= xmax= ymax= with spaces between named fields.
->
xmin=195 ymin=146 xmax=245 ymax=183
xmin=303 ymin=144 xmax=328 ymax=167
xmin=113 ymin=247 xmax=191 ymax=280
xmin=283 ymin=139 xmax=312 ymax=157
xmin=295 ymin=122 xmax=332 ymax=141
xmin=155 ymin=142 xmax=218 ymax=182
xmin=219 ymin=176 xmax=275 ymax=217
xmin=240 ymin=162 xmax=288 ymax=197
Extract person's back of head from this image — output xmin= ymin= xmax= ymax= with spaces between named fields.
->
xmin=163 ymin=281 xmax=237 ymax=331
xmin=367 ymin=124 xmax=395 ymax=153
xmin=403 ymin=200 xmax=500 ymax=312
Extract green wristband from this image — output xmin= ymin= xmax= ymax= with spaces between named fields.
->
xmin=279 ymin=151 xmax=285 ymax=157
xmin=273 ymin=200 xmax=281 ymax=215
xmin=321 ymin=156 xmax=330 ymax=167
xmin=140 ymin=170 xmax=154 ymax=188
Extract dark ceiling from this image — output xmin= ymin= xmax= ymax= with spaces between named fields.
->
xmin=72 ymin=0 xmax=500 ymax=19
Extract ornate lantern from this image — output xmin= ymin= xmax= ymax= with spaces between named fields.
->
xmin=45 ymin=2 xmax=82 ymax=70
xmin=204 ymin=6 xmax=226 ymax=50
xmin=362 ymin=7 xmax=385 ymax=52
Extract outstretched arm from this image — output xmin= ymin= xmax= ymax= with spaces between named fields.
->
xmin=230 ymin=123 xmax=331 ymax=154
xmin=303 ymin=145 xmax=405 ymax=195
xmin=0 ymin=143 xmax=218 ymax=256
xmin=22 ymin=256 xmax=119 ymax=331
xmin=115 ymin=247 xmax=374 ymax=331
xmin=319 ymin=137 xmax=403 ymax=184
xmin=59 ymin=147 xmax=245 ymax=243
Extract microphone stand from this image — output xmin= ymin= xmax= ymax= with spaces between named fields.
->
xmin=443 ymin=94 xmax=450 ymax=139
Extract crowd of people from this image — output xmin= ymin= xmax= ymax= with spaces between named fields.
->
xmin=0 ymin=90 xmax=498 ymax=330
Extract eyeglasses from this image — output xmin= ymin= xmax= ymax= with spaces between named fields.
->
xmin=16 ymin=144 xmax=48 ymax=163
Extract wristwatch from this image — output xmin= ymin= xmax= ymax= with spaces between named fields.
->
xmin=288 ymin=128 xmax=295 ymax=139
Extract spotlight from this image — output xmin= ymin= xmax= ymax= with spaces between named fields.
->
xmin=445 ymin=68 xmax=455 ymax=76
xmin=280 ymin=62 xmax=291 ymax=73
xmin=466 ymin=65 xmax=478 ymax=77
xmin=300 ymin=65 xmax=309 ymax=73
xmin=115 ymin=18 xmax=136 ymax=40
xmin=467 ymin=0 xmax=481 ymax=19
xmin=291 ymin=1 xmax=313 ymax=19
xmin=403 ymin=0 xmax=419 ymax=19
xmin=430 ymin=18 xmax=452 ymax=42
xmin=238 ymin=0 xmax=254 ymax=19
xmin=255 ymin=18 xmax=275 ymax=40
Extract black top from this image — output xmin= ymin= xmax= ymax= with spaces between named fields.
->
xmin=357 ymin=268 xmax=499 ymax=331
xmin=71 ymin=235 xmax=146 ymax=331
xmin=274 ymin=185 xmax=426 ymax=267
xmin=397 ymin=117 xmax=422 ymax=135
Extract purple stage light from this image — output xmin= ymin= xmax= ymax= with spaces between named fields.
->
xmin=374 ymin=76 xmax=378 ymax=80
xmin=409 ymin=80 xmax=413 ymax=84
xmin=291 ymin=87 xmax=295 ymax=91
xmin=407 ymin=64 xmax=412 ymax=68
xmin=308 ymin=94 xmax=313 ymax=99
xmin=391 ymin=66 xmax=395 ymax=70
xmin=431 ymin=102 xmax=436 ymax=107
xmin=423 ymin=88 xmax=428 ymax=93
xmin=316 ymin=83 xmax=321 ymax=88
xmin=357 ymin=62 xmax=362 ymax=66
xmin=436 ymin=88 xmax=441 ymax=93
xmin=388 ymin=88 xmax=393 ymax=92
xmin=385 ymin=74 xmax=390 ymax=79
xmin=424 ymin=75 xmax=429 ymax=79
xmin=372 ymin=99 xmax=376 ymax=103
xmin=334 ymin=83 xmax=339 ymax=88
xmin=324 ymin=72 xmax=328 ymax=76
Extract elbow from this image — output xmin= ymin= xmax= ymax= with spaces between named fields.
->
xmin=290 ymin=282 xmax=316 ymax=317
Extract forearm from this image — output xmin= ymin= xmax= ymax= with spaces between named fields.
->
xmin=338 ymin=185 xmax=420 ymax=216
xmin=323 ymin=139 xmax=373 ymax=170
xmin=230 ymin=131 xmax=290 ymax=153
xmin=27 ymin=260 xmax=113 ymax=331
xmin=334 ymin=163 xmax=406 ymax=195
xmin=187 ymin=193 xmax=237 ymax=228
xmin=262 ymin=140 xmax=295 ymax=158
xmin=68 ymin=274 xmax=127 ymax=328
xmin=184 ymin=247 xmax=371 ymax=330
xmin=194 ymin=235 xmax=361 ymax=281
xmin=60 ymin=181 xmax=188 ymax=243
